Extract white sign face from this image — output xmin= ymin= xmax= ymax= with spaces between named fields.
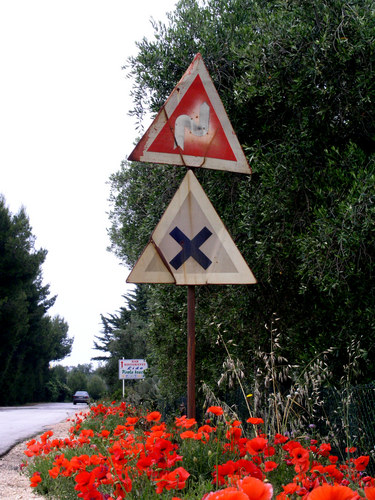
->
xmin=127 ymin=170 xmax=257 ymax=285
xmin=119 ymin=359 xmax=148 ymax=380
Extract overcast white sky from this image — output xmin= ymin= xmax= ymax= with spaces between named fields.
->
xmin=0 ymin=0 xmax=177 ymax=367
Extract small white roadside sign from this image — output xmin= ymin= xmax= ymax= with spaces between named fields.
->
xmin=119 ymin=359 xmax=148 ymax=380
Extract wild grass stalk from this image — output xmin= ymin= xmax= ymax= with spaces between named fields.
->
xmin=205 ymin=315 xmax=336 ymax=439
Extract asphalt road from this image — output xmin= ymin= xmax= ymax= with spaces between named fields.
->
xmin=0 ymin=402 xmax=87 ymax=456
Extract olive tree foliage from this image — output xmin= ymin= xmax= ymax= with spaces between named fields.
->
xmin=108 ymin=0 xmax=375 ymax=402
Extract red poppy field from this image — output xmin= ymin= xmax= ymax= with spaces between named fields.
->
xmin=23 ymin=401 xmax=375 ymax=499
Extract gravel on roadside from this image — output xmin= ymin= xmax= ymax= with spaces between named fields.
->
xmin=0 ymin=418 xmax=73 ymax=500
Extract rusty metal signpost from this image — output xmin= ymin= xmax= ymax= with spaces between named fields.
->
xmin=126 ymin=53 xmax=256 ymax=418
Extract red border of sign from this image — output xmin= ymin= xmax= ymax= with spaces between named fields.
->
xmin=128 ymin=53 xmax=251 ymax=175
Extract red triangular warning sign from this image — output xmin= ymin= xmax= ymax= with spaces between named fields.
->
xmin=148 ymin=74 xmax=236 ymax=161
xmin=128 ymin=54 xmax=251 ymax=175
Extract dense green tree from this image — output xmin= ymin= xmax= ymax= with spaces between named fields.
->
xmin=108 ymin=0 xmax=375 ymax=404
xmin=0 ymin=197 xmax=72 ymax=404
xmin=47 ymin=316 xmax=73 ymax=361
xmin=94 ymin=286 xmax=149 ymax=392
xmin=47 ymin=365 xmax=71 ymax=402
xmin=67 ymin=366 xmax=89 ymax=395
xmin=87 ymin=374 xmax=108 ymax=400
xmin=63 ymin=364 xmax=108 ymax=401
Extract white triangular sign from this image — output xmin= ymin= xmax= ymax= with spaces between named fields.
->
xmin=127 ymin=170 xmax=256 ymax=285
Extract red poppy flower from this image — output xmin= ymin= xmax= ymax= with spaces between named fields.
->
xmin=151 ymin=423 xmax=167 ymax=433
xmin=126 ymin=417 xmax=139 ymax=425
xmin=166 ymin=451 xmax=183 ymax=468
xmin=180 ymin=430 xmax=196 ymax=439
xmin=146 ymin=411 xmax=162 ymax=422
xmin=235 ymin=459 xmax=263 ymax=480
xmin=204 ymin=488 xmax=249 ymax=500
xmin=246 ymin=437 xmax=268 ymax=455
xmin=155 ymin=466 xmax=190 ymax=494
xmin=365 ymin=487 xmax=375 ymax=500
xmin=175 ymin=417 xmax=197 ymax=428
xmin=282 ymin=440 xmax=303 ymax=452
xmin=346 ymin=447 xmax=357 ymax=453
xmin=113 ymin=476 xmax=132 ymax=496
xmin=195 ymin=431 xmax=210 ymax=441
xmin=237 ymin=476 xmax=273 ymax=500
xmin=198 ymin=424 xmax=216 ymax=434
xmin=92 ymin=465 xmax=109 ymax=480
xmin=48 ymin=466 xmax=60 ymax=479
xmin=281 ymin=482 xmax=299 ymax=495
xmin=226 ymin=427 xmax=242 ymax=440
xmin=40 ymin=430 xmax=53 ymax=443
xmin=264 ymin=445 xmax=275 ymax=457
xmin=30 ymin=472 xmax=42 ymax=488
xmin=354 ymin=455 xmax=369 ymax=471
xmin=264 ymin=461 xmax=278 ymax=472
xmin=307 ymin=485 xmax=358 ymax=500
xmin=215 ymin=460 xmax=236 ymax=484
xmin=328 ymin=455 xmax=338 ymax=464
xmin=24 ymin=442 xmax=43 ymax=457
xmin=247 ymin=417 xmax=264 ymax=425
xmin=74 ymin=470 xmax=95 ymax=492
xmin=317 ymin=443 xmax=331 ymax=457
xmin=274 ymin=433 xmax=289 ymax=444
xmin=232 ymin=420 xmax=242 ymax=427
xmin=83 ymin=487 xmax=104 ymax=499
xmin=207 ymin=406 xmax=224 ymax=416
xmin=290 ymin=446 xmax=310 ymax=473
xmin=290 ymin=446 xmax=309 ymax=462
xmin=314 ymin=464 xmax=342 ymax=483
xmin=362 ymin=477 xmax=374 ymax=486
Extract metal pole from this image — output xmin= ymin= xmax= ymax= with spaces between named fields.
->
xmin=187 ymin=285 xmax=196 ymax=419
xmin=122 ymin=358 xmax=125 ymax=399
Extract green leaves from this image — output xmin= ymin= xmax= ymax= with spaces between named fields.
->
xmin=296 ymin=143 xmax=375 ymax=295
xmin=107 ymin=0 xmax=375 ymax=401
